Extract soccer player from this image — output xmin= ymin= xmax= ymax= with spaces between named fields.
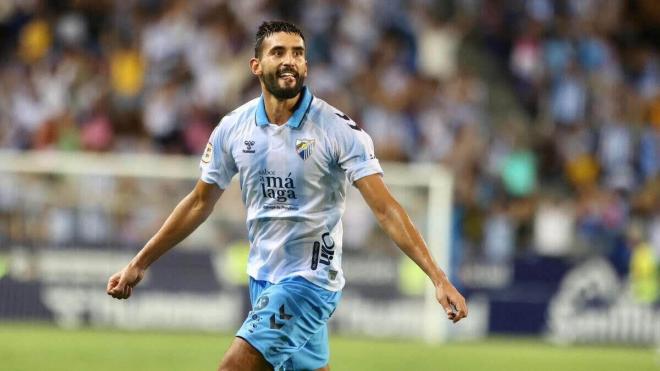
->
xmin=107 ymin=21 xmax=467 ymax=371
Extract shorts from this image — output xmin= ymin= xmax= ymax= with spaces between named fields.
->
xmin=236 ymin=276 xmax=342 ymax=371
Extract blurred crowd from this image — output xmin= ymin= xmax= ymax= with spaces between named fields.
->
xmin=0 ymin=0 xmax=658 ymax=300
xmin=472 ymin=0 xmax=659 ymax=303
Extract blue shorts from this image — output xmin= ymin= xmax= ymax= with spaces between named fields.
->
xmin=236 ymin=276 xmax=341 ymax=370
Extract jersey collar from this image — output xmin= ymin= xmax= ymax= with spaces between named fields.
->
xmin=255 ymin=86 xmax=313 ymax=128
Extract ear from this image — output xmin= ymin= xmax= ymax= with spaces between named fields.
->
xmin=249 ymin=57 xmax=261 ymax=76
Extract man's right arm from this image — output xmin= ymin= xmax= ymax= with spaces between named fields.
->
xmin=106 ymin=180 xmax=223 ymax=299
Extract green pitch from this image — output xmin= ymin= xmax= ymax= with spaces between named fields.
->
xmin=0 ymin=324 xmax=656 ymax=371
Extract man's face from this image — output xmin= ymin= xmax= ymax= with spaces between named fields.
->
xmin=253 ymin=32 xmax=307 ymax=100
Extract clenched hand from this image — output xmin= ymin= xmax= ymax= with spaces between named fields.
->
xmin=436 ymin=280 xmax=468 ymax=323
xmin=106 ymin=264 xmax=145 ymax=300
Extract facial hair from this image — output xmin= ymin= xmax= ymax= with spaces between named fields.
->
xmin=261 ymin=66 xmax=305 ymax=100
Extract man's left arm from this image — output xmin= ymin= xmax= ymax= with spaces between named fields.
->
xmin=355 ymin=174 xmax=468 ymax=323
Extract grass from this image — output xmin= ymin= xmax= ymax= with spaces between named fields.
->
xmin=0 ymin=323 xmax=657 ymax=371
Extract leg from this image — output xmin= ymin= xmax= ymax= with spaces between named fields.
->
xmin=314 ymin=366 xmax=330 ymax=371
xmin=218 ymin=337 xmax=273 ymax=371
xmin=236 ymin=277 xmax=341 ymax=370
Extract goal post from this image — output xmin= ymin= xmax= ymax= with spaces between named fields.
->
xmin=377 ymin=163 xmax=454 ymax=343
xmin=0 ymin=150 xmax=453 ymax=343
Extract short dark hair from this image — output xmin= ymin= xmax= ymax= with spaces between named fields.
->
xmin=254 ymin=21 xmax=305 ymax=58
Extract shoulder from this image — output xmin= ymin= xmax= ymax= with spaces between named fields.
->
xmin=308 ymin=97 xmax=364 ymax=137
xmin=209 ymin=97 xmax=260 ymax=148
xmin=217 ymin=97 xmax=261 ymax=130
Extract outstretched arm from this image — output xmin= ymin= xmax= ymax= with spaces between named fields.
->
xmin=107 ymin=180 xmax=224 ymax=299
xmin=355 ymin=174 xmax=468 ymax=323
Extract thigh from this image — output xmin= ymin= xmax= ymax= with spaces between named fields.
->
xmin=218 ymin=337 xmax=272 ymax=371
xmin=236 ymin=277 xmax=341 ymax=370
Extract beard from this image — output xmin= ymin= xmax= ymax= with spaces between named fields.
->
xmin=261 ymin=66 xmax=305 ymax=100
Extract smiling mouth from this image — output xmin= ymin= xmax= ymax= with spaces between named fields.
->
xmin=277 ymin=71 xmax=298 ymax=81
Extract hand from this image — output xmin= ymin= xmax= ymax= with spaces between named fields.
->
xmin=106 ymin=264 xmax=145 ymax=300
xmin=436 ymin=279 xmax=468 ymax=323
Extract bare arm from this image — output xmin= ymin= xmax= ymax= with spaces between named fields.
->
xmin=107 ymin=180 xmax=224 ymax=299
xmin=355 ymin=174 xmax=467 ymax=323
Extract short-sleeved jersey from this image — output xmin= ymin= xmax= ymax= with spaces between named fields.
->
xmin=200 ymin=87 xmax=383 ymax=291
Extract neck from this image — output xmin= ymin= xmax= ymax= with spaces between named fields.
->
xmin=262 ymin=87 xmax=302 ymax=126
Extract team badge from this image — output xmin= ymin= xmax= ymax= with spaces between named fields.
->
xmin=295 ymin=138 xmax=315 ymax=160
xmin=201 ymin=142 xmax=213 ymax=164
xmin=255 ymin=295 xmax=269 ymax=310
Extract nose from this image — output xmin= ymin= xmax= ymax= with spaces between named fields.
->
xmin=282 ymin=51 xmax=295 ymax=66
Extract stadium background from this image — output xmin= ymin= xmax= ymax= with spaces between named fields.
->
xmin=0 ymin=0 xmax=658 ymax=370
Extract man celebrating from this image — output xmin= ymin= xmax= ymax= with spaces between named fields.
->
xmin=107 ymin=21 xmax=467 ymax=371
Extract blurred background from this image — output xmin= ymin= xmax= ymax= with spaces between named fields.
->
xmin=0 ymin=0 xmax=659 ymax=370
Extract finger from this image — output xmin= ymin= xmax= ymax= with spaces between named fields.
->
xmin=106 ymin=279 xmax=117 ymax=294
xmin=438 ymin=296 xmax=454 ymax=317
xmin=106 ymin=275 xmax=119 ymax=293
xmin=438 ymin=297 xmax=456 ymax=320
xmin=457 ymin=298 xmax=468 ymax=316
xmin=110 ymin=287 xmax=122 ymax=299
xmin=123 ymin=284 xmax=131 ymax=299
xmin=109 ymin=278 xmax=127 ymax=297
xmin=109 ymin=284 xmax=124 ymax=297
xmin=452 ymin=302 xmax=468 ymax=323
xmin=438 ymin=296 xmax=453 ymax=314
xmin=109 ymin=285 xmax=123 ymax=297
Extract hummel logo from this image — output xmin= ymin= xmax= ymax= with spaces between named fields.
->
xmin=279 ymin=304 xmax=293 ymax=320
xmin=243 ymin=140 xmax=256 ymax=153
xmin=269 ymin=305 xmax=293 ymax=330
xmin=269 ymin=315 xmax=283 ymax=329
xmin=335 ymin=112 xmax=362 ymax=131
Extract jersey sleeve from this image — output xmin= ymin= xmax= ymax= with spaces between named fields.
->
xmin=336 ymin=124 xmax=384 ymax=184
xmin=199 ymin=119 xmax=237 ymax=189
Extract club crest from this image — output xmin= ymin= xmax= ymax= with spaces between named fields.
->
xmin=295 ymin=138 xmax=315 ymax=160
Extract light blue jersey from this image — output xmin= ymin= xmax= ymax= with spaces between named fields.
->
xmin=200 ymin=87 xmax=383 ymax=291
